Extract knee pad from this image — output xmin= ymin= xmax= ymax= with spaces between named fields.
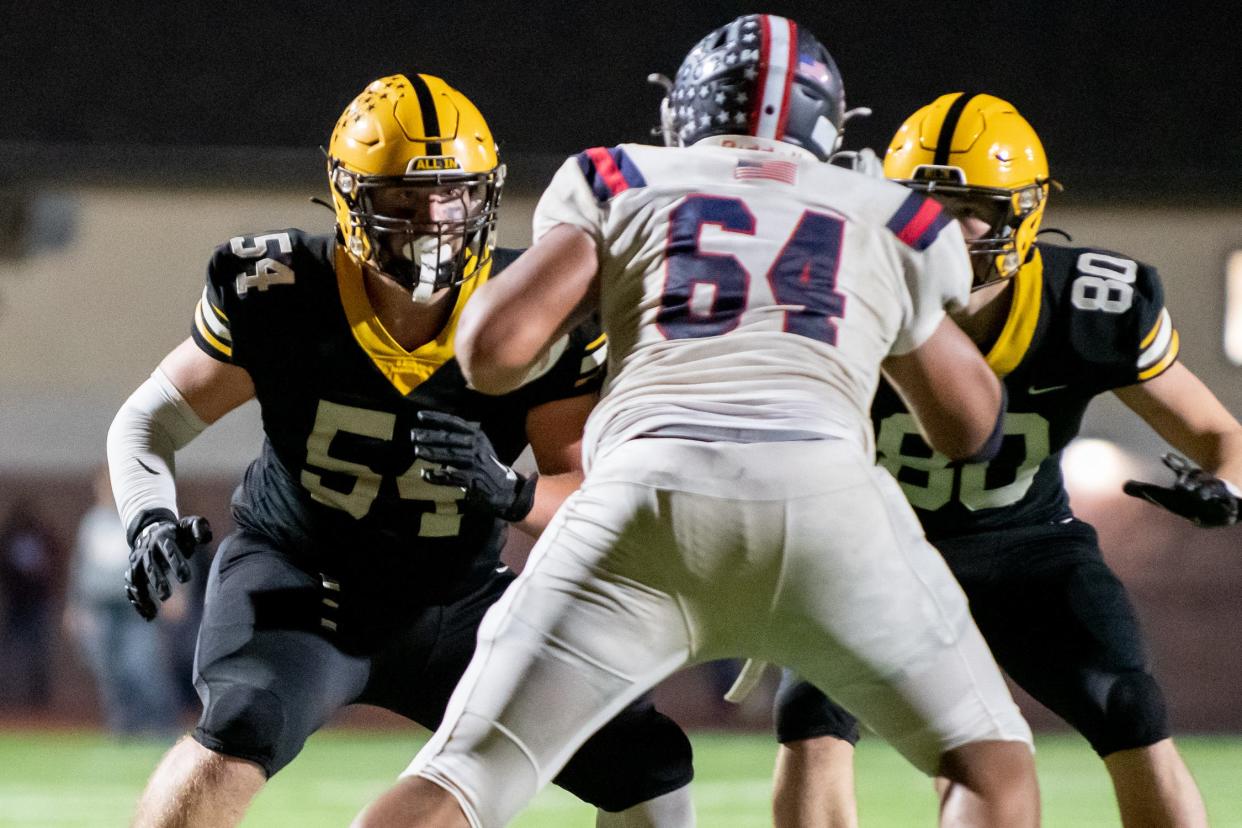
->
xmin=194 ymin=682 xmax=296 ymax=778
xmin=775 ymin=676 xmax=860 ymax=746
xmin=1088 ymin=671 xmax=1170 ymax=757
xmin=554 ymin=705 xmax=694 ymax=812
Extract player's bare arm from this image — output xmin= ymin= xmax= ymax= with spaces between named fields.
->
xmin=158 ymin=337 xmax=257 ymax=424
xmin=456 ymin=224 xmax=599 ymax=395
xmin=882 ymin=316 xmax=1005 ymax=462
xmin=516 ymin=391 xmax=595 ymax=535
xmin=1115 ymin=361 xmax=1242 ymax=485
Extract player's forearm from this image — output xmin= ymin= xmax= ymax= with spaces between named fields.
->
xmin=1181 ymin=428 xmax=1242 ymax=489
xmin=514 ymin=470 xmax=583 ymax=537
xmin=106 ymin=368 xmax=208 ymax=534
xmin=455 ymin=298 xmax=551 ymax=395
xmin=458 ymin=225 xmax=599 ymax=395
xmin=1116 ymin=364 xmax=1242 ymax=487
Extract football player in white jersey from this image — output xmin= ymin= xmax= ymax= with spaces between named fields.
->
xmin=355 ymin=15 xmax=1039 ymax=828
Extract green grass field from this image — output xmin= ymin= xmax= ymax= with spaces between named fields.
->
xmin=1 ymin=729 xmax=1239 ymax=826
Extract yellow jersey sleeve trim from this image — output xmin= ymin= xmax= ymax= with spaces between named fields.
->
xmin=577 ymin=340 xmax=608 ymax=384
xmin=585 ymin=332 xmax=607 ymax=352
xmin=985 ymin=250 xmax=1043 ymax=377
xmin=204 ymin=293 xmax=229 ymax=324
xmin=1138 ymin=329 xmax=1179 ymax=381
xmin=194 ymin=300 xmax=233 ymax=358
xmin=1139 ymin=310 xmax=1164 ymax=348
xmin=1137 ymin=308 xmax=1174 ymax=371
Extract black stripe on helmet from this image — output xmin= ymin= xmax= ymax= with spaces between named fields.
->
xmin=933 ymin=92 xmax=980 ymax=166
xmin=409 ymin=74 xmax=443 ymax=156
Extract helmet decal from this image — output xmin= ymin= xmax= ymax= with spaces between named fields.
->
xmin=752 ymin=16 xmax=797 ymax=140
xmin=407 ymin=73 xmax=445 ymax=155
xmin=932 ymin=92 xmax=983 ymax=167
xmin=663 ymin=14 xmax=847 ymax=161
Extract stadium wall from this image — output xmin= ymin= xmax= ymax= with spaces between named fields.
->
xmin=1 ymin=187 xmax=1241 ymax=733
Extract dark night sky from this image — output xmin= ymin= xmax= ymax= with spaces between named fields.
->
xmin=3 ymin=1 xmax=1240 ymax=201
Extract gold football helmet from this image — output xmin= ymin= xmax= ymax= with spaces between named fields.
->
xmin=327 ymin=74 xmax=504 ymax=302
xmin=884 ymin=92 xmax=1049 ymax=286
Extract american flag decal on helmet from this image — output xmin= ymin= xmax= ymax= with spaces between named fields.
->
xmin=733 ymin=158 xmax=798 ymax=184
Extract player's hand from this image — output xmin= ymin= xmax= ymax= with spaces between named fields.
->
xmin=125 ymin=508 xmax=212 ymax=621
xmin=1123 ymin=453 xmax=1241 ymax=527
xmin=412 ymin=411 xmax=537 ymax=522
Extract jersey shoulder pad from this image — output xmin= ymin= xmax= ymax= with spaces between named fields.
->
xmin=205 ymin=229 xmax=328 ymax=299
xmin=573 ymin=145 xmax=649 ymax=203
xmin=1042 ymin=243 xmax=1177 ymax=384
xmin=194 ymin=229 xmax=331 ymax=364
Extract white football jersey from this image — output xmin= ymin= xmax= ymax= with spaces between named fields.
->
xmin=532 ymin=139 xmax=972 ymax=468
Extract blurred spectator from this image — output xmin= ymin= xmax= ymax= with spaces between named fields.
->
xmin=63 ymin=466 xmax=180 ymax=735
xmin=0 ymin=497 xmax=59 ymax=708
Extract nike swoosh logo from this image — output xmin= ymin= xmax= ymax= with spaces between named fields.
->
xmin=135 ymin=458 xmax=160 ymax=475
xmin=1027 ymin=384 xmax=1069 ymax=396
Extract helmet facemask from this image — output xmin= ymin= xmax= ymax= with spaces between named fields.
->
xmin=332 ymin=165 xmax=502 ymax=303
xmin=903 ymin=169 xmax=1047 ymax=289
xmin=326 ymin=73 xmax=505 ymax=304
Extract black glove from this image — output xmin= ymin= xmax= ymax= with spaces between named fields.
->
xmin=411 ymin=411 xmax=537 ymax=522
xmin=1123 ymin=453 xmax=1240 ymax=528
xmin=125 ymin=508 xmax=212 ymax=621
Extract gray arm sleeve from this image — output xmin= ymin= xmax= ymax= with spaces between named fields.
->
xmin=106 ymin=367 xmax=209 ymax=532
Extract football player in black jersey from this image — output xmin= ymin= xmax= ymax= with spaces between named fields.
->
xmin=106 ymin=74 xmax=693 ymax=828
xmin=771 ymin=94 xmax=1241 ymax=828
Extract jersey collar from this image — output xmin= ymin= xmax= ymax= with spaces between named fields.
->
xmin=984 ymin=247 xmax=1043 ymax=377
xmin=334 ymin=247 xmax=490 ymax=395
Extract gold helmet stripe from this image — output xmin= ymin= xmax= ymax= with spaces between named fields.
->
xmin=408 ymin=73 xmax=443 ymax=155
xmin=932 ymin=92 xmax=981 ymax=166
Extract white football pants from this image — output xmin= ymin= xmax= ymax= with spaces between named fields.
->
xmin=407 ymin=437 xmax=1031 ymax=827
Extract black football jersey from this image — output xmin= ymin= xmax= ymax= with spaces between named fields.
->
xmin=190 ymin=231 xmax=606 ymax=599
xmin=873 ymin=242 xmax=1179 ymax=539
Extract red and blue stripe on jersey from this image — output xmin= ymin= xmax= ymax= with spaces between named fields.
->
xmin=576 ymin=146 xmax=648 ymax=203
xmin=885 ymin=191 xmax=951 ymax=251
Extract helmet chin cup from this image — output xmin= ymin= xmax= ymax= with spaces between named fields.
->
xmin=404 ymin=236 xmax=455 ymax=303
xmin=411 ymin=275 xmax=437 ymax=303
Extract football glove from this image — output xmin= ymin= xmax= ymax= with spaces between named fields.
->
xmin=1122 ymin=453 xmax=1241 ymax=528
xmin=411 ymin=411 xmax=537 ymax=522
xmin=125 ymin=508 xmax=212 ymax=621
